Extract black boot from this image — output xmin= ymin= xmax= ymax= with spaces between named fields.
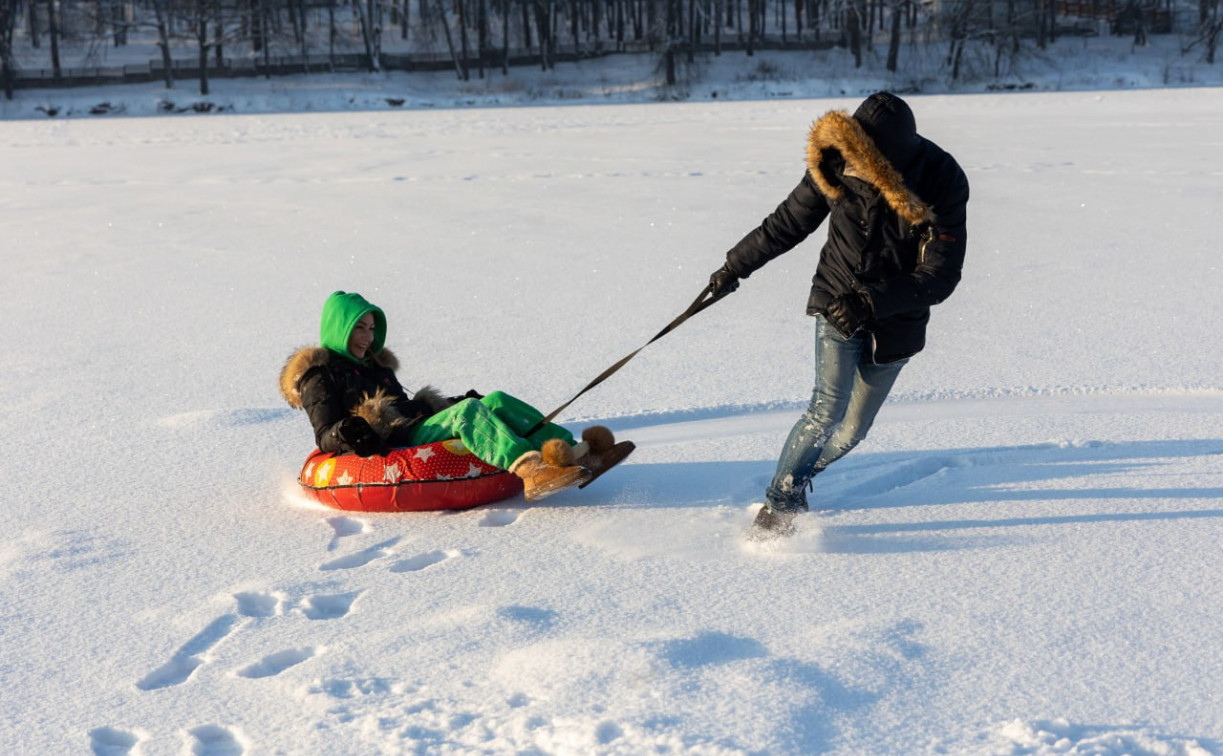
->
xmin=750 ymin=506 xmax=798 ymax=539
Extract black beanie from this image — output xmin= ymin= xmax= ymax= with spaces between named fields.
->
xmin=853 ymin=92 xmax=920 ymax=168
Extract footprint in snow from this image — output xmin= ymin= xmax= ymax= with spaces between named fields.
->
xmin=88 ymin=727 xmax=143 ymax=756
xmin=186 ymin=724 xmax=247 ymax=756
xmin=306 ymin=676 xmax=396 ymax=701
xmin=136 ymin=614 xmax=243 ymax=691
xmin=318 ymin=536 xmax=401 ymax=571
xmin=658 ymin=631 xmax=769 ymax=670
xmin=235 ymin=647 xmax=319 ymax=679
xmin=136 ymin=655 xmax=205 ymax=692
xmin=325 ymin=515 xmax=368 ymax=551
xmin=33 ymin=529 xmax=131 ymax=573
xmin=299 ymin=591 xmax=361 ymax=620
xmin=389 ymin=549 xmax=462 ymax=573
xmin=233 ymin=591 xmax=282 ymax=618
xmin=596 ymin=721 xmax=625 ymax=745
xmin=497 ymin=605 xmax=560 ymax=632
xmin=479 ymin=509 xmax=519 ymax=527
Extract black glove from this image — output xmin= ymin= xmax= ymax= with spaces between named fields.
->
xmin=709 ymin=263 xmax=740 ymax=296
xmin=336 ymin=417 xmax=390 ymax=458
xmin=826 ymin=291 xmax=874 ymax=338
xmin=446 ymin=389 xmax=485 ymax=404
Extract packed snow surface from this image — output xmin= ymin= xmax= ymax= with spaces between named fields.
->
xmin=2 ymin=87 xmax=1222 ymax=755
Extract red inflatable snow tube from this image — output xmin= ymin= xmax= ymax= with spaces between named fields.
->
xmin=297 ymin=439 xmax=522 ymax=512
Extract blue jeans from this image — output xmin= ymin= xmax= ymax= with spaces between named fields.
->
xmin=764 ymin=316 xmax=907 ymax=512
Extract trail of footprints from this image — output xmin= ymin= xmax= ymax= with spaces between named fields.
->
xmin=89 ymin=724 xmax=247 ymax=756
xmin=101 ymin=514 xmax=474 ymax=755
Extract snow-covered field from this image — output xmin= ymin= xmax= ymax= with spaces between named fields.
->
xmin=2 ymin=87 xmax=1222 ymax=755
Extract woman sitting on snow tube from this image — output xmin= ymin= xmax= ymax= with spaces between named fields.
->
xmin=279 ymin=291 xmax=633 ymax=501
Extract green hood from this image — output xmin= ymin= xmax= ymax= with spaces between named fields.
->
xmin=319 ymin=291 xmax=387 ymax=363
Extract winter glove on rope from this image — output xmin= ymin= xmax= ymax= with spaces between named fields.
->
xmin=708 ymin=263 xmax=741 ymax=297
xmin=336 ymin=416 xmax=391 ymax=458
xmin=826 ymin=291 xmax=874 ymax=339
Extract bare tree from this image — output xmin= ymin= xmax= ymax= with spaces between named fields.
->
xmin=429 ymin=0 xmax=466 ymax=78
xmin=255 ymin=0 xmax=272 ymax=77
xmin=1188 ymin=0 xmax=1222 ymax=62
xmin=284 ymin=0 xmax=310 ymax=64
xmin=457 ymin=0 xmax=470 ymax=79
xmin=194 ymin=0 xmax=216 ymax=94
xmin=354 ymin=0 xmax=383 ymax=70
xmin=940 ymin=0 xmax=979 ymax=80
xmin=613 ymin=0 xmax=626 ymax=49
xmin=184 ymin=0 xmax=240 ymax=95
xmin=44 ymin=0 xmax=63 ymax=78
xmin=665 ymin=0 xmax=678 ymax=82
xmin=150 ymin=0 xmax=177 ymax=88
xmin=27 ymin=0 xmax=40 ymax=50
xmin=1 ymin=0 xmax=15 ymax=99
xmin=1035 ymin=0 xmax=1052 ymax=49
xmin=746 ymin=0 xmax=757 ymax=53
xmin=327 ymin=0 xmax=338 ymax=62
xmin=688 ymin=0 xmax=697 ymax=61
xmin=845 ymin=0 xmax=864 ymax=67
xmin=500 ymin=0 xmax=510 ymax=73
xmin=477 ymin=0 xmax=488 ymax=77
xmin=106 ymin=0 xmax=130 ymax=46
xmin=885 ymin=0 xmax=903 ymax=70
xmin=534 ymin=0 xmax=554 ymax=70
xmin=132 ymin=0 xmax=239 ymax=94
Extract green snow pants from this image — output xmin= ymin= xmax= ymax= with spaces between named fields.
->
xmin=407 ymin=391 xmax=575 ymax=471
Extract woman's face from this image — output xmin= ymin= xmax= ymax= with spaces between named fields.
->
xmin=348 ymin=313 xmax=376 ymax=359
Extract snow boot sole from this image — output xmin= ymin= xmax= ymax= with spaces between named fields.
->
xmin=523 ymin=466 xmax=592 ymax=502
xmin=578 ymin=441 xmax=636 ymax=489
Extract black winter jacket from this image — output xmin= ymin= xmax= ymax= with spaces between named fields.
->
xmin=724 ymin=110 xmax=969 ymax=363
xmin=279 ymin=347 xmax=433 ymax=454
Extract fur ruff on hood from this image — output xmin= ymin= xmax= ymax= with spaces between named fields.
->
xmin=806 ymin=110 xmax=934 ymax=227
xmin=278 ymin=346 xmax=455 ymax=434
xmin=278 ymin=346 xmax=400 ymax=409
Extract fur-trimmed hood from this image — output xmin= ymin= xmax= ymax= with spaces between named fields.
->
xmin=806 ymin=110 xmax=934 ymax=227
xmin=278 ymin=345 xmax=454 ymax=437
xmin=278 ymin=346 xmax=400 ymax=409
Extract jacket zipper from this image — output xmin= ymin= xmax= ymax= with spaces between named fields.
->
xmin=919 ymin=226 xmax=934 ymax=265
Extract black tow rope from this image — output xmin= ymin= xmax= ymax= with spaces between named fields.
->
xmin=523 ymin=285 xmax=732 ymax=438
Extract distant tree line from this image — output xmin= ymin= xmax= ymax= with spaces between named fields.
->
xmin=1 ymin=0 xmax=1219 ymax=99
